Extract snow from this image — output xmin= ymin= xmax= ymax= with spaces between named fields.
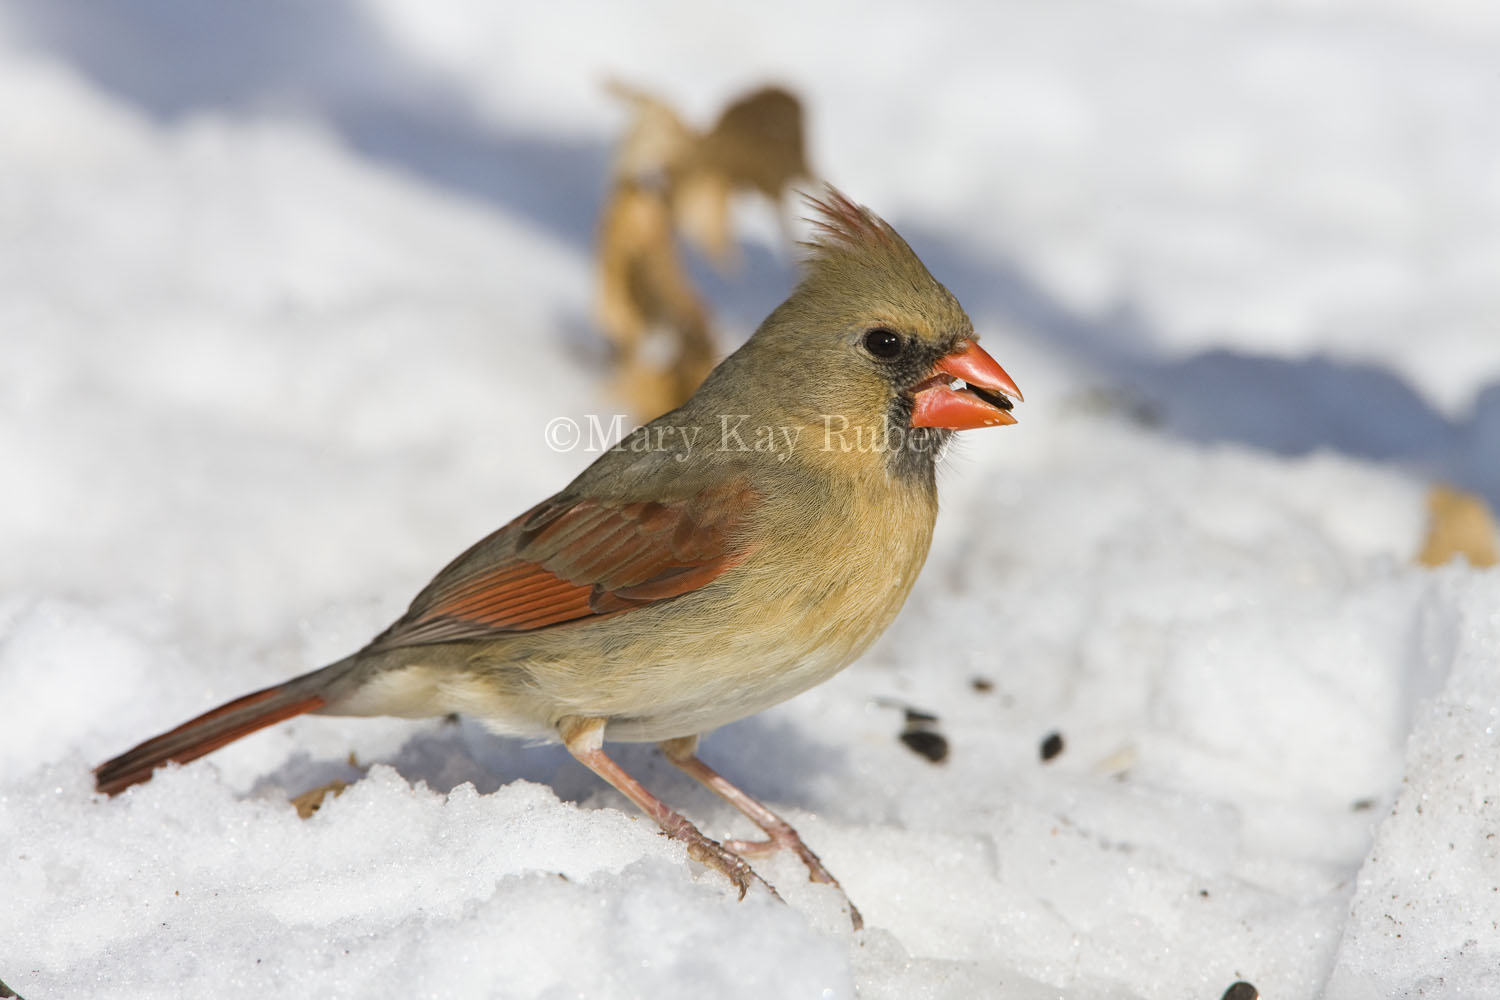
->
xmin=3 ymin=1 xmax=1500 ymax=998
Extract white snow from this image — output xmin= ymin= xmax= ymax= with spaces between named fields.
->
xmin=3 ymin=2 xmax=1499 ymax=998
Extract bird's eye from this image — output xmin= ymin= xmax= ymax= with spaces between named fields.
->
xmin=863 ymin=328 xmax=903 ymax=359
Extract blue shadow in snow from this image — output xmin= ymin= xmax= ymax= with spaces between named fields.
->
xmin=7 ymin=0 xmax=800 ymax=333
xmin=906 ymin=226 xmax=1500 ymax=509
xmin=8 ymin=0 xmax=611 ymax=248
xmin=12 ymin=0 xmax=1499 ymax=507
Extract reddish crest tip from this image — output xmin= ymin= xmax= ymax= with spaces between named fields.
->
xmin=799 ymin=186 xmax=896 ymax=256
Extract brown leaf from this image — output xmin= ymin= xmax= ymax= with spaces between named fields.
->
xmin=1417 ymin=485 xmax=1499 ymax=568
xmin=672 ymin=86 xmax=812 ymax=267
xmin=291 ymin=780 xmax=349 ymax=819
xmin=698 ymin=86 xmax=811 ymax=200
xmin=595 ymin=179 xmax=716 ymax=420
xmin=603 ymin=79 xmax=698 ymax=179
xmin=594 ymin=82 xmax=812 ymax=417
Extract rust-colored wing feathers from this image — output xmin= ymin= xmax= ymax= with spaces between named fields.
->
xmin=422 ymin=563 xmax=597 ymax=632
xmin=370 ymin=478 xmax=758 ymax=648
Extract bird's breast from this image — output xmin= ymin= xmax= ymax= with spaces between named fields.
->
xmin=594 ymin=470 xmax=940 ymax=740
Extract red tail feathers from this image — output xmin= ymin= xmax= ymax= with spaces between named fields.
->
xmin=94 ymin=684 xmax=326 ymax=795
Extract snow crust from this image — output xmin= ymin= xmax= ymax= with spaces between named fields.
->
xmin=3 ymin=2 xmax=1499 ymax=997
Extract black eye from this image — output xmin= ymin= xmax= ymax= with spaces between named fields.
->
xmin=863 ymin=327 xmax=903 ymax=359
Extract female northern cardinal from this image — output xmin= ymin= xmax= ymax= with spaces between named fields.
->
xmin=95 ymin=189 xmax=1021 ymax=928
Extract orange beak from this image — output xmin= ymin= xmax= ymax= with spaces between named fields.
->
xmin=910 ymin=340 xmax=1023 ymax=430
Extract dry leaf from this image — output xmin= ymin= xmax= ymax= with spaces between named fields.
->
xmin=603 ymin=79 xmax=699 ymax=180
xmin=595 ymin=179 xmax=716 ymax=419
xmin=698 ymin=85 xmax=811 ymax=200
xmin=1417 ymin=484 xmax=1499 ymax=568
xmin=595 ymin=82 xmax=811 ymax=418
xmin=672 ymin=86 xmax=811 ymax=266
xmin=291 ymin=779 xmax=349 ymax=819
xmin=670 ymin=169 xmax=735 ymax=266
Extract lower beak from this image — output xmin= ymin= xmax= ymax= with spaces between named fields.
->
xmin=910 ymin=340 xmax=1023 ymax=430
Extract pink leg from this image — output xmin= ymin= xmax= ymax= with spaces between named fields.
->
xmin=660 ymin=735 xmax=863 ymax=930
xmin=560 ymin=717 xmax=778 ymax=902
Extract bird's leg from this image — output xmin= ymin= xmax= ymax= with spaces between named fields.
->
xmin=660 ymin=735 xmax=863 ymax=930
xmin=558 ymin=716 xmax=780 ymax=903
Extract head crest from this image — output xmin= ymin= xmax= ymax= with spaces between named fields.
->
xmin=751 ymin=186 xmax=974 ymax=381
xmin=799 ymin=187 xmax=898 ymax=260
xmin=792 ymin=186 xmax=946 ymax=306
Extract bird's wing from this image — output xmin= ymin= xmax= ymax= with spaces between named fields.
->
xmin=366 ymin=476 xmax=758 ymax=649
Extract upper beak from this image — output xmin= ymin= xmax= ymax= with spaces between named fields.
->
xmin=910 ymin=339 xmax=1024 ymax=430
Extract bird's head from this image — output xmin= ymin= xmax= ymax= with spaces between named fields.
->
xmin=708 ymin=188 xmax=1021 ymax=477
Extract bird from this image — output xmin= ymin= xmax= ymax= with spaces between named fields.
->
xmin=94 ymin=188 xmax=1022 ymax=929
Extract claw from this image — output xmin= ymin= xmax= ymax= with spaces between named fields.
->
xmin=660 ymin=737 xmax=866 ymax=930
xmin=560 ymin=718 xmax=787 ymax=907
xmin=686 ymin=837 xmax=781 ymax=901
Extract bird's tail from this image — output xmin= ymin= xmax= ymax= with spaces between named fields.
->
xmin=94 ymin=657 xmax=357 ymax=796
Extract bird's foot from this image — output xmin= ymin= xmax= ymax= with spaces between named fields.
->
xmin=559 ymin=719 xmax=784 ymax=906
xmin=677 ymin=830 xmax=782 ymax=902
xmin=657 ymin=738 xmax=865 ymax=930
xmin=725 ymin=831 xmax=863 ymax=929
xmin=724 ymin=833 xmax=834 ymax=881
